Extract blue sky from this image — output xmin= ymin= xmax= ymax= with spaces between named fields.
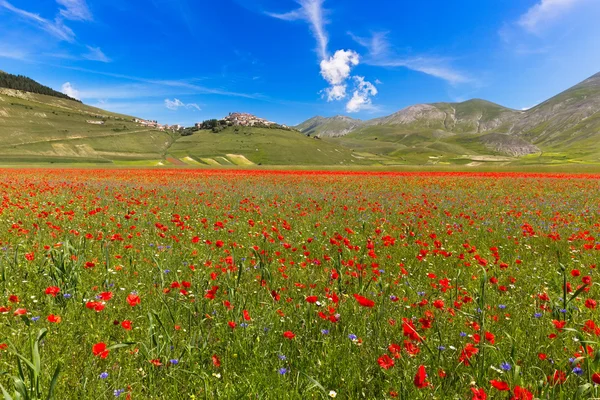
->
xmin=1 ymin=0 xmax=599 ymax=126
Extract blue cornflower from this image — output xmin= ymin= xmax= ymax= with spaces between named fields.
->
xmin=417 ymin=291 xmax=426 ymax=296
xmin=278 ymin=368 xmax=288 ymax=375
xmin=534 ymin=313 xmax=543 ymax=318
xmin=169 ymin=359 xmax=179 ymax=365
xmin=389 ymin=295 xmax=398 ymax=301
xmin=438 ymin=346 xmax=446 ymax=351
xmin=240 ymin=323 xmax=248 ymax=328
xmin=348 ymin=334 xmax=357 ymax=340
xmin=278 ymin=355 xmax=286 ymax=361
xmin=573 ymin=367 xmax=583 ymax=376
xmin=500 ymin=362 xmax=511 ymax=371
xmin=114 ymin=389 xmax=125 ymax=397
xmin=321 ymin=329 xmax=329 ymax=335
xmin=63 ymin=293 xmax=72 ymax=299
xmin=31 ymin=316 xmax=40 ymax=322
xmin=460 ymin=332 xmax=467 ymax=337
xmin=99 ymin=372 xmax=109 ymax=379
xmin=498 ymin=304 xmax=506 ymax=309
xmin=164 ymin=269 xmax=170 ymax=273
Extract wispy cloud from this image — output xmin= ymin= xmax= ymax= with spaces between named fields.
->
xmin=266 ymin=0 xmax=329 ymax=60
xmin=82 ymin=46 xmax=111 ymax=62
xmin=0 ymin=0 xmax=75 ymax=42
xmin=0 ymin=45 xmax=28 ymax=60
xmin=518 ymin=0 xmax=586 ymax=34
xmin=56 ymin=0 xmax=92 ymax=21
xmin=58 ymin=65 xmax=265 ymax=100
xmin=350 ymin=31 xmax=470 ymax=85
xmin=164 ymin=98 xmax=201 ymax=111
xmin=61 ymin=82 xmax=80 ymax=99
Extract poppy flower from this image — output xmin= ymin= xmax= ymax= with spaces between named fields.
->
xmin=92 ymin=342 xmax=109 ymax=359
xmin=13 ymin=308 xmax=27 ymax=316
xmin=353 ymin=294 xmax=375 ymax=308
xmin=511 ymin=386 xmax=533 ymax=400
xmin=413 ymin=365 xmax=428 ymax=388
xmin=8 ymin=295 xmax=19 ymax=303
xmin=283 ymin=331 xmax=295 ymax=339
xmin=592 ymin=373 xmax=600 ymax=385
xmin=121 ymin=320 xmax=132 ymax=330
xmin=86 ymin=301 xmax=105 ymax=312
xmin=471 ymin=388 xmax=487 ymax=400
xmin=47 ymin=314 xmax=61 ymax=323
xmin=98 ymin=292 xmax=113 ymax=301
xmin=490 ymin=380 xmax=509 ymax=391
xmin=45 ymin=286 xmax=60 ymax=297
xmin=212 ymin=354 xmax=221 ymax=367
xmin=305 ymin=296 xmax=318 ymax=304
xmin=243 ymin=309 xmax=251 ymax=321
xmin=377 ymin=354 xmax=394 ymax=369
xmin=126 ymin=294 xmax=140 ymax=307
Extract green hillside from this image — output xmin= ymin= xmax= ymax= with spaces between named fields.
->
xmin=298 ymin=73 xmax=600 ymax=166
xmin=0 ymin=85 xmax=376 ymax=166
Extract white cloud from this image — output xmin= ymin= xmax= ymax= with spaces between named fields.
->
xmin=61 ymin=82 xmax=80 ymax=100
xmin=319 ymin=50 xmax=360 ymax=100
xmin=346 ymin=76 xmax=377 ymax=113
xmin=267 ymin=0 xmax=328 ymax=60
xmin=350 ymin=31 xmax=469 ymax=85
xmin=56 ymin=0 xmax=92 ymax=21
xmin=0 ymin=0 xmax=75 ymax=42
xmin=82 ymin=46 xmax=111 ymax=62
xmin=518 ymin=0 xmax=585 ymax=33
xmin=164 ymin=98 xmax=201 ymax=111
xmin=320 ymin=50 xmax=359 ymax=86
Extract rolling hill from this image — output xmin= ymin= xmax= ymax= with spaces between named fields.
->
xmin=297 ymin=72 xmax=600 ymax=165
xmin=0 ymin=71 xmax=376 ymax=166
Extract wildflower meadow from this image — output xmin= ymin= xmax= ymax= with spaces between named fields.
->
xmin=0 ymin=169 xmax=599 ymax=399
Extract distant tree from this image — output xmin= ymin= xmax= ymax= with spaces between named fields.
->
xmin=0 ymin=71 xmax=82 ymax=102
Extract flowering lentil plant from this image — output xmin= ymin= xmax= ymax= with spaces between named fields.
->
xmin=0 ymin=169 xmax=599 ymax=399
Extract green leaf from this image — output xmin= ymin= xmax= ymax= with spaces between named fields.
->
xmin=46 ymin=362 xmax=61 ymax=400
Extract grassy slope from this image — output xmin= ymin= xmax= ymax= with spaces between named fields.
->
xmin=168 ymin=126 xmax=373 ymax=166
xmin=0 ymin=89 xmax=175 ymax=162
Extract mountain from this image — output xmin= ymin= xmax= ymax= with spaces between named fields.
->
xmin=295 ymin=115 xmax=364 ymax=137
xmin=0 ymin=72 xmax=378 ymax=166
xmin=296 ymin=72 xmax=600 ymax=165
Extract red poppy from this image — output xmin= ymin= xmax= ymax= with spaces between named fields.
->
xmin=283 ymin=331 xmax=296 ymax=339
xmin=8 ymin=295 xmax=19 ymax=303
xmin=126 ymin=293 xmax=140 ymax=307
xmin=585 ymin=299 xmax=597 ymax=309
xmin=353 ymin=294 xmax=375 ymax=308
xmin=305 ymin=296 xmax=318 ymax=303
xmin=13 ymin=308 xmax=27 ymax=316
xmin=212 ymin=354 xmax=221 ymax=367
xmin=377 ymin=354 xmax=394 ymax=369
xmin=98 ymin=292 xmax=113 ymax=301
xmin=92 ymin=342 xmax=109 ymax=358
xmin=121 ymin=320 xmax=132 ymax=330
xmin=592 ymin=373 xmax=600 ymax=385
xmin=471 ymin=388 xmax=487 ymax=400
xmin=490 ymin=380 xmax=509 ymax=391
xmin=228 ymin=321 xmax=236 ymax=329
xmin=86 ymin=301 xmax=105 ymax=312
xmin=511 ymin=386 xmax=533 ymax=400
xmin=243 ymin=309 xmax=251 ymax=321
xmin=150 ymin=359 xmax=162 ymax=367
xmin=47 ymin=314 xmax=61 ymax=323
xmin=45 ymin=286 xmax=60 ymax=297
xmin=413 ymin=365 xmax=428 ymax=388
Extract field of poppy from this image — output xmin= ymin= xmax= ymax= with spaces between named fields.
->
xmin=0 ymin=169 xmax=599 ymax=399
